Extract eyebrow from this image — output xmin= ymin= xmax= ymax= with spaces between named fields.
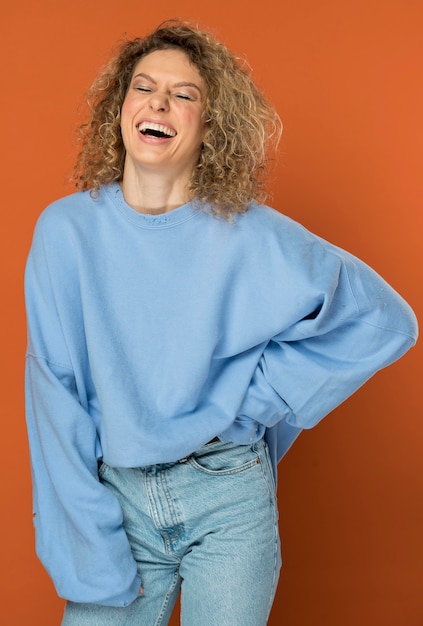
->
xmin=133 ymin=73 xmax=203 ymax=94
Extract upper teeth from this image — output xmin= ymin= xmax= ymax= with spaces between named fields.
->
xmin=137 ymin=122 xmax=176 ymax=137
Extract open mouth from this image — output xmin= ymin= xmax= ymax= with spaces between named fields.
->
xmin=137 ymin=121 xmax=176 ymax=139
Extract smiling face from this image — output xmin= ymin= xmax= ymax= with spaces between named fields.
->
xmin=120 ymin=48 xmax=207 ymax=183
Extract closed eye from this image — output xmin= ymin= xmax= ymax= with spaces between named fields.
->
xmin=174 ymin=93 xmax=193 ymax=100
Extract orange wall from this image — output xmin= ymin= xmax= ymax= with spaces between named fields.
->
xmin=1 ymin=1 xmax=422 ymax=624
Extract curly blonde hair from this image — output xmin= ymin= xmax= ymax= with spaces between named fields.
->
xmin=73 ymin=20 xmax=282 ymax=218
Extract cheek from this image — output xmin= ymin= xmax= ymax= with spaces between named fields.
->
xmin=195 ymin=121 xmax=207 ymax=145
xmin=119 ymin=100 xmax=136 ymax=143
xmin=120 ymin=100 xmax=132 ymax=126
xmin=185 ymin=111 xmax=206 ymax=140
xmin=120 ymin=93 xmax=141 ymax=124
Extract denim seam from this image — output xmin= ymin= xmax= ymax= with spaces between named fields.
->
xmin=257 ymin=443 xmax=281 ymax=619
xmin=265 ymin=512 xmax=280 ymax=621
xmin=256 ymin=442 xmax=277 ymax=498
xmin=154 ymin=570 xmax=181 ymax=626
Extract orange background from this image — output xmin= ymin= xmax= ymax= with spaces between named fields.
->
xmin=1 ymin=1 xmax=422 ymax=624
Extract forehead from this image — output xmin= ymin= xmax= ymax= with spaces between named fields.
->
xmin=132 ymin=48 xmax=204 ymax=83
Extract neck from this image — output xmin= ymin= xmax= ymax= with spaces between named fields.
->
xmin=121 ymin=162 xmax=193 ymax=215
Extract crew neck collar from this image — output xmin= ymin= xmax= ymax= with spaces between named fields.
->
xmin=105 ymin=182 xmax=199 ymax=229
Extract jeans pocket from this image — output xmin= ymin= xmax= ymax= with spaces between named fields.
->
xmin=188 ymin=441 xmax=262 ymax=476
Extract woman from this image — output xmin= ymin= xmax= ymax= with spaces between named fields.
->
xmin=25 ymin=21 xmax=418 ymax=625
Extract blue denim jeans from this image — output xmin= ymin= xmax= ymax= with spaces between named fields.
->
xmin=61 ymin=438 xmax=281 ymax=625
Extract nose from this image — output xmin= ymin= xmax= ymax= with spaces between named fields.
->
xmin=148 ymin=91 xmax=170 ymax=112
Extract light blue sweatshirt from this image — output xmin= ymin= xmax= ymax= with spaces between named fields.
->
xmin=25 ymin=183 xmax=418 ymax=606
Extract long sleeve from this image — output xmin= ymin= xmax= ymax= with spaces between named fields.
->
xmin=240 ymin=238 xmax=418 ymax=467
xmin=25 ymin=219 xmax=141 ymax=606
